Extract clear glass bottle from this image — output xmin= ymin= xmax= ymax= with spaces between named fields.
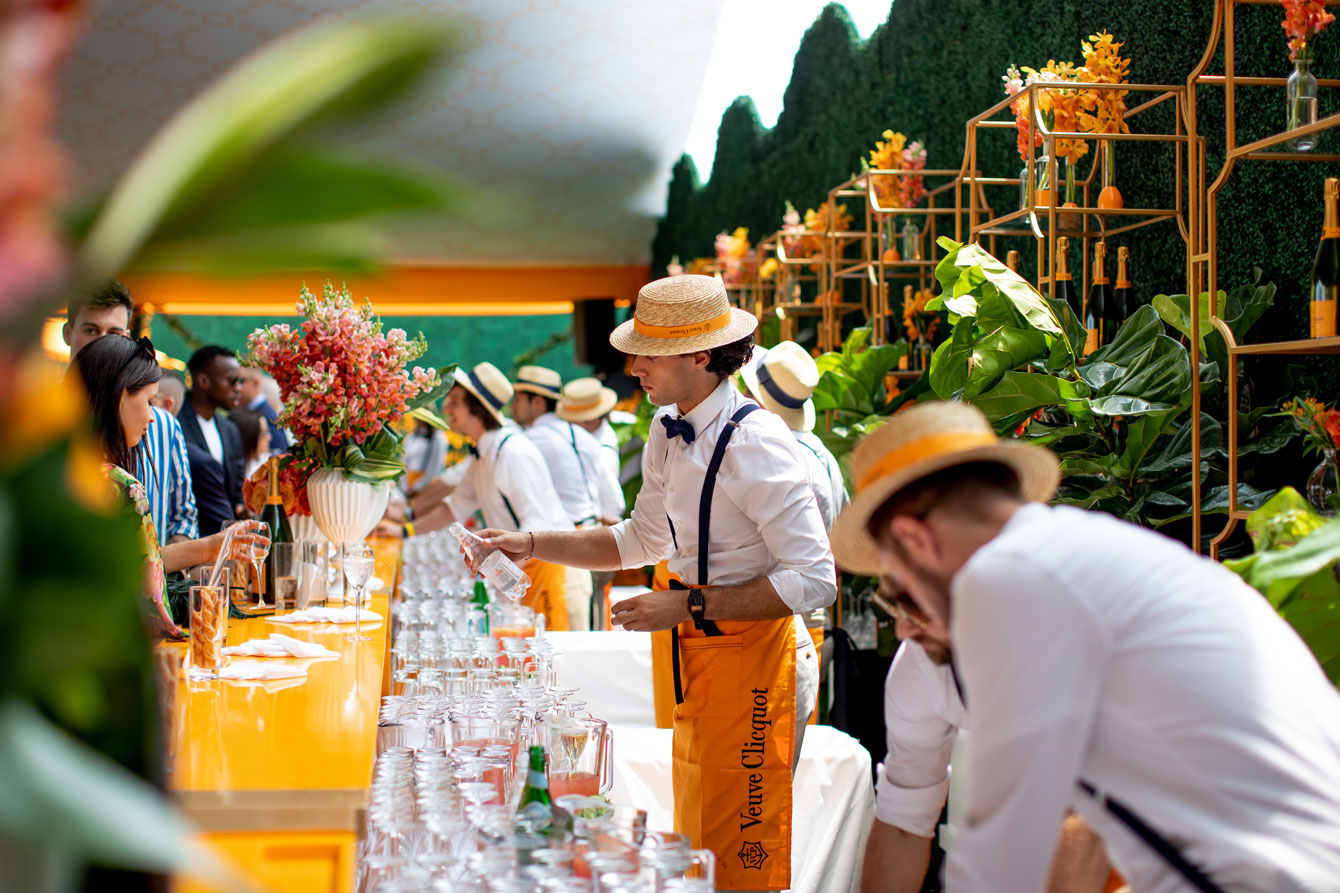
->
xmin=1287 ymin=49 xmax=1320 ymax=152
xmin=900 ymin=218 xmax=921 ymax=261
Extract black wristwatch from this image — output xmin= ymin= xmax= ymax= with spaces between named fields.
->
xmin=687 ymin=590 xmax=708 ymax=630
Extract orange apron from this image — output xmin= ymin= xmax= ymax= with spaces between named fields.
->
xmin=521 ymin=558 xmax=569 ymax=632
xmin=663 ymin=404 xmax=796 ymax=890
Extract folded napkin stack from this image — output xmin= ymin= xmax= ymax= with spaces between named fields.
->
xmin=267 ymin=606 xmax=383 ymax=625
xmin=224 ymin=633 xmax=339 ymax=659
xmin=218 ymin=660 xmax=307 ymax=681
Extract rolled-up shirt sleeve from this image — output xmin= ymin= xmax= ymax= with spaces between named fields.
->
xmin=874 ymin=642 xmax=959 ymax=837
xmin=721 ymin=426 xmax=836 ymax=614
xmin=946 ymin=556 xmax=1106 ymax=892
xmin=610 ymin=433 xmax=673 ymax=569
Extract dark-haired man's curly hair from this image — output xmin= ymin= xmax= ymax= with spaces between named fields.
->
xmin=702 ymin=333 xmax=755 ymax=380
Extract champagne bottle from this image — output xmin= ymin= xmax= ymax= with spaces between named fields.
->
xmin=516 ymin=745 xmax=555 ymax=834
xmin=471 ymin=578 xmax=491 ymax=634
xmin=1006 ymin=249 xmax=1021 ymax=274
xmin=261 ymin=455 xmax=293 ymax=606
xmin=1084 ymin=242 xmax=1116 ymax=354
xmin=1054 ymin=237 xmax=1081 ymax=320
xmin=1311 ymin=177 xmax=1339 ymax=338
xmin=1114 ymin=246 xmax=1134 ymax=320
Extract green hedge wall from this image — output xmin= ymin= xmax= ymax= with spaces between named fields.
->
xmin=653 ymin=0 xmax=1339 ymax=375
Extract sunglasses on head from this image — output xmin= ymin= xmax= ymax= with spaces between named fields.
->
xmin=118 ymin=335 xmax=156 ymax=372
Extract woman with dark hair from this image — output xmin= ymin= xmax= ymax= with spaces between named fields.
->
xmin=74 ymin=334 xmax=265 ymax=638
xmin=231 ymin=406 xmax=271 ymax=479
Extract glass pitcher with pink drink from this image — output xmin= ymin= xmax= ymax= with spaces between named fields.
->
xmin=537 ymin=714 xmax=612 ymax=799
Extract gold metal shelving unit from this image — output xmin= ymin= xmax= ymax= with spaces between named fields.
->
xmin=959 ymin=80 xmax=1192 ymax=307
xmin=1187 ymin=0 xmax=1340 ymax=556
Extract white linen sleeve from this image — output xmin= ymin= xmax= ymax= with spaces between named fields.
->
xmin=720 ymin=425 xmax=835 ymax=614
xmin=445 ymin=461 xmax=481 ymax=524
xmin=945 ymin=555 xmax=1107 ymax=893
xmin=609 ymin=432 xmax=673 ymax=569
xmin=874 ymin=643 xmax=958 ymax=837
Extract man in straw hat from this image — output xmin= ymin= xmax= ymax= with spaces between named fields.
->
xmin=834 ymin=401 xmax=1340 ymax=892
xmin=557 ymin=377 xmax=627 ymax=629
xmin=739 ymin=341 xmax=849 ymax=687
xmin=511 ymin=365 xmax=597 ymax=631
xmin=411 ymin=362 xmax=575 ymax=630
xmin=479 ymin=275 xmax=834 ymax=891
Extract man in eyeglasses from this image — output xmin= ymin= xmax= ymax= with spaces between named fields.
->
xmin=62 ymin=279 xmax=199 ymax=547
xmin=178 ymin=345 xmax=246 ymax=535
xmin=835 ymin=401 xmax=1340 ymax=893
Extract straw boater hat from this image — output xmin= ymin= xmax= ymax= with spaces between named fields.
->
xmin=557 ymin=377 xmax=618 ymax=423
xmin=513 ymin=365 xmax=563 ymax=400
xmin=452 ymin=362 xmax=513 ymax=426
xmin=740 ymin=341 xmax=818 ymax=433
xmin=831 ymin=401 xmax=1060 ymax=576
xmin=609 ymin=274 xmax=757 ymax=356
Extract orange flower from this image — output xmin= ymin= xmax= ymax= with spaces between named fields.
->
xmin=904 ymin=287 xmax=938 ymax=342
xmin=1325 ymin=408 xmax=1340 ymax=449
xmin=1283 ymin=0 xmax=1336 ymax=59
xmin=1078 ymin=32 xmax=1131 ymax=137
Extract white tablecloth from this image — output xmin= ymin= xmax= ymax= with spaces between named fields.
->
xmin=549 ymin=629 xmax=656 ymax=726
xmin=609 ymin=725 xmax=874 ymax=893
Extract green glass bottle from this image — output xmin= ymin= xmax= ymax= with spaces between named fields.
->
xmin=472 ymin=578 xmax=490 ymax=634
xmin=516 ymin=745 xmax=553 ymax=833
xmin=260 ymin=455 xmax=293 ymax=605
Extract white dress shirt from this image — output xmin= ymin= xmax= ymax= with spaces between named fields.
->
xmin=197 ymin=413 xmax=225 ymax=467
xmin=591 ymin=419 xmax=626 ymax=521
xmin=948 ymin=503 xmax=1340 ymax=893
xmin=525 ymin=413 xmax=600 ymax=526
xmin=611 ymin=379 xmax=836 ymax=616
xmin=794 ymin=429 xmax=849 ymax=531
xmin=446 ymin=427 xmax=570 ymax=533
xmin=875 ymin=640 xmax=967 ymax=837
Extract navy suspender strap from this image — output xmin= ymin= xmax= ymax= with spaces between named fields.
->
xmin=950 ymin=661 xmax=1226 ymax=892
xmin=567 ymin=424 xmax=597 ymax=526
xmin=493 ymin=433 xmax=522 ymax=529
xmin=669 ymin=404 xmax=760 ymax=706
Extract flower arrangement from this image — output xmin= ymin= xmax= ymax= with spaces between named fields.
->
xmin=759 ymin=257 xmax=778 ymax=279
xmin=904 ymin=287 xmax=939 ymax=342
xmin=1281 ymin=397 xmax=1340 ymax=455
xmin=243 ymin=282 xmax=446 ymax=483
xmin=781 ymin=202 xmax=853 ymax=271
xmin=864 ymin=129 xmax=928 ymax=210
xmin=666 ymin=256 xmax=684 ymax=276
xmin=1282 ymin=0 xmax=1335 ymax=60
xmin=714 ymin=226 xmax=752 ymax=285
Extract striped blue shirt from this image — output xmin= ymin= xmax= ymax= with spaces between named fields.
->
xmin=142 ymin=406 xmax=198 ymax=545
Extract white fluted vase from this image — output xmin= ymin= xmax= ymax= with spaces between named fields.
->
xmin=306 ymin=468 xmax=391 ymax=547
xmin=289 ymin=512 xmax=325 ymax=547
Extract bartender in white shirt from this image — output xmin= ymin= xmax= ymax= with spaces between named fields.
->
xmin=557 ymin=377 xmax=626 ymax=525
xmin=511 ymin=365 xmax=597 ymax=631
xmin=832 ymin=401 xmax=1340 ymax=893
xmin=411 ymin=362 xmax=575 ymax=630
xmin=477 ymin=275 xmax=834 ymax=891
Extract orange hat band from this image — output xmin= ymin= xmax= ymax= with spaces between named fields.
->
xmin=633 ymin=308 xmax=733 ymax=340
xmin=561 ymin=395 xmax=606 ymax=413
xmin=856 ymin=430 xmax=1002 ymax=492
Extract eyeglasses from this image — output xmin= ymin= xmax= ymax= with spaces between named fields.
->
xmin=873 ymin=579 xmax=930 ymax=632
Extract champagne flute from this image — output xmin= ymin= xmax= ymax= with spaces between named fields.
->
xmin=249 ymin=521 xmax=272 ymax=608
xmin=343 ymin=541 xmax=375 ymax=642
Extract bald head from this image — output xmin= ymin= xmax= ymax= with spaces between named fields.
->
xmin=153 ymin=373 xmax=186 ymax=415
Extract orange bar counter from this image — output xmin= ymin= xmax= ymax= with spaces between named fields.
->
xmin=167 ymin=539 xmax=400 ymax=893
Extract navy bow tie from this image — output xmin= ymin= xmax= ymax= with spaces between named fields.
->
xmin=467 ymin=443 xmax=479 ymax=458
xmin=661 ymin=415 xmax=696 ymax=445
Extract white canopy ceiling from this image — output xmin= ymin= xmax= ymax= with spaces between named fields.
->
xmin=58 ymin=0 xmax=727 ymax=267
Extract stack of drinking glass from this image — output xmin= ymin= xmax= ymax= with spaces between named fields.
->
xmin=359 ymin=530 xmax=715 ymax=892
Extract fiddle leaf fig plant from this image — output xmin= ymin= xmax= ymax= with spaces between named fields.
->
xmin=924 ymin=239 xmax=1291 ymax=538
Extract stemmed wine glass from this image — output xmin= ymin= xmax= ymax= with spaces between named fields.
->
xmin=249 ymin=521 xmax=272 ymax=608
xmin=343 ymin=541 xmax=375 ymax=641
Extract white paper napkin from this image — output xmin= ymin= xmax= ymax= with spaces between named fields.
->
xmin=224 ymin=633 xmax=339 ymax=659
xmin=267 ymin=606 xmax=383 ymax=625
xmin=218 ymin=660 xmax=308 ymax=681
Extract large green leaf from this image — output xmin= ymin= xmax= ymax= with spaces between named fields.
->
xmin=1087 ymin=304 xmax=1164 ymax=368
xmin=0 ymin=701 xmax=234 ymax=883
xmin=969 ymin=371 xmax=1068 ymax=420
xmin=77 ymin=13 xmax=460 ymax=279
xmin=406 ymin=364 xmax=457 ymax=413
xmin=928 ymin=322 xmax=974 ymax=399
xmin=1222 ymin=268 xmax=1277 ymax=343
xmin=964 ymin=326 xmax=1050 ymax=399
xmin=1151 ymin=289 xmax=1224 ymax=355
xmin=932 ymin=238 xmax=1065 ymax=336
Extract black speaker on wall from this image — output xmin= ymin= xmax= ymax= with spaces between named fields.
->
xmin=574 ymin=298 xmax=622 ymax=376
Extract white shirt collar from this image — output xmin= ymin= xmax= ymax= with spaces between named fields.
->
xmin=678 ymin=378 xmax=735 ymax=431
